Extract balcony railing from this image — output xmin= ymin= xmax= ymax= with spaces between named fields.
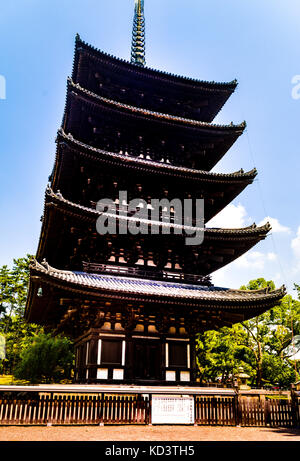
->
xmin=82 ymin=262 xmax=212 ymax=286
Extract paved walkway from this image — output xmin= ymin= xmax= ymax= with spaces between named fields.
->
xmin=0 ymin=425 xmax=299 ymax=441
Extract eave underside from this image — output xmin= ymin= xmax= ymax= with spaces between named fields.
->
xmin=72 ymin=35 xmax=237 ymax=123
xmin=50 ymin=130 xmax=256 ymax=223
xmin=25 ymin=260 xmax=286 ymax=333
xmin=35 ymin=189 xmax=271 ymax=276
xmin=63 ymin=80 xmax=245 ymax=171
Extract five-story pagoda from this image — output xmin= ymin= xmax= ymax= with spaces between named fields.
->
xmin=25 ymin=0 xmax=285 ymax=385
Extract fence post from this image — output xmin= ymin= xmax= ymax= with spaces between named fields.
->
xmin=46 ymin=393 xmax=53 ymax=426
xmin=264 ymin=399 xmax=271 ymax=426
xmin=234 ymin=390 xmax=240 ymax=426
xmin=147 ymin=394 xmax=152 ymax=425
xmin=193 ymin=395 xmax=198 ymax=426
xmin=291 ymin=386 xmax=299 ymax=428
xmin=99 ymin=393 xmax=104 ymax=426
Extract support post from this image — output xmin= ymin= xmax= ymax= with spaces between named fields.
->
xmin=291 ymin=386 xmax=299 ymax=428
xmin=234 ymin=389 xmax=240 ymax=426
xmin=147 ymin=393 xmax=152 ymax=425
xmin=193 ymin=394 xmax=198 ymax=426
xmin=264 ymin=399 xmax=271 ymax=426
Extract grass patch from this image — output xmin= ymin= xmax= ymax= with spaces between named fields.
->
xmin=265 ymin=394 xmax=289 ymax=400
xmin=0 ymin=375 xmax=30 ymax=385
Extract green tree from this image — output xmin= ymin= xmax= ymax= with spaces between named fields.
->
xmin=15 ymin=333 xmax=74 ymax=384
xmin=264 ymin=295 xmax=300 ymax=358
xmin=0 ymin=256 xmax=44 ymax=374
xmin=0 ymin=255 xmax=31 ymax=323
xmin=240 ymin=277 xmax=275 ymax=291
xmin=197 ymin=278 xmax=300 ymax=388
xmin=262 ymin=354 xmax=296 ymax=388
xmin=196 ymin=325 xmax=253 ymax=385
xmin=0 ymin=256 xmax=75 ymax=382
xmin=238 ymin=313 xmax=269 ymax=388
xmin=1 ymin=316 xmax=42 ymax=375
xmin=237 ymin=279 xmax=299 ymax=387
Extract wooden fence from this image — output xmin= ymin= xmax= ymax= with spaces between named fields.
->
xmin=237 ymin=396 xmax=299 ymax=428
xmin=0 ymin=392 xmax=299 ymax=427
xmin=0 ymin=394 xmax=149 ymax=426
xmin=195 ymin=396 xmax=236 ymax=426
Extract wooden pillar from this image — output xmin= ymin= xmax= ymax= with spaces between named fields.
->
xmin=161 ymin=334 xmax=166 ymax=382
xmin=125 ymin=334 xmax=133 ymax=381
xmin=189 ymin=334 xmax=197 ymax=383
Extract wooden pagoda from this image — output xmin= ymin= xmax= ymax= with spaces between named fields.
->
xmin=25 ymin=1 xmax=285 ymax=385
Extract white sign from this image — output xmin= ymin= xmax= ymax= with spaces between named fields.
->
xmin=151 ymin=395 xmax=194 ymax=424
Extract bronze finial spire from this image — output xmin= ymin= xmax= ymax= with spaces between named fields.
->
xmin=131 ymin=0 xmax=146 ymax=67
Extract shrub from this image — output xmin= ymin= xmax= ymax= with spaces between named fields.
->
xmin=15 ymin=333 xmax=74 ymax=383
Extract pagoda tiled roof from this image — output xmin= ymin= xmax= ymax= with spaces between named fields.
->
xmin=28 ymin=259 xmax=286 ymax=306
xmin=73 ymin=34 xmax=238 ymax=93
xmin=66 ymin=78 xmax=246 ymax=132
xmin=55 ymin=128 xmax=257 ymax=183
xmin=43 ymin=187 xmax=271 ymax=239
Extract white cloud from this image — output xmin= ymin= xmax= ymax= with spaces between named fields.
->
xmin=258 ymin=217 xmax=291 ymax=233
xmin=291 ymin=226 xmax=300 ymax=277
xmin=208 ymin=205 xmax=292 ymax=292
xmin=267 ymin=252 xmax=277 ymax=261
xmin=291 ymin=226 xmax=300 ymax=258
xmin=209 ymin=205 xmax=290 ymax=235
xmin=273 ymin=272 xmax=282 ymax=283
xmin=212 ymin=250 xmax=280 ymax=289
xmin=234 ymin=251 xmax=276 ymax=270
xmin=235 ymin=251 xmax=264 ymax=269
xmin=207 ymin=203 xmax=252 ymax=228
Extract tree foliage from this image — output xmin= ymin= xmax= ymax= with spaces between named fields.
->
xmin=295 ymin=284 xmax=300 ymax=300
xmin=240 ymin=278 xmax=275 ymax=291
xmin=197 ymin=325 xmax=254 ymax=385
xmin=0 ymin=256 xmax=44 ymax=374
xmin=0 ymin=256 xmax=74 ymax=381
xmin=0 ymin=256 xmax=31 ymax=320
xmin=15 ymin=333 xmax=74 ymax=384
xmin=197 ymin=278 xmax=300 ymax=388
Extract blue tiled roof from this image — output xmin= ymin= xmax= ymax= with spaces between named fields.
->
xmin=31 ymin=260 xmax=285 ymax=303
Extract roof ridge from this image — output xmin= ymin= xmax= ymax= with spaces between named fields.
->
xmin=45 ymin=186 xmax=271 ymax=236
xmin=45 ymin=186 xmax=206 ymax=233
xmin=30 ymin=258 xmax=74 ymax=276
xmin=74 ymin=34 xmax=238 ymax=91
xmin=206 ymin=221 xmax=271 ymax=234
xmin=56 ymin=128 xmax=257 ymax=179
xmin=67 ymin=78 xmax=246 ymax=131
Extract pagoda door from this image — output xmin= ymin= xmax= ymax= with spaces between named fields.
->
xmin=133 ymin=340 xmax=161 ymax=381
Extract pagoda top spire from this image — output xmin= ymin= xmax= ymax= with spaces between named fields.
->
xmin=131 ymin=0 xmax=146 ymax=67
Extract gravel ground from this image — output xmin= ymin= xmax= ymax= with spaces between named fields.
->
xmin=0 ymin=425 xmax=299 ymax=441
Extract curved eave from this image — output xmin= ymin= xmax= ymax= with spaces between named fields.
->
xmin=72 ymin=35 xmax=238 ymax=94
xmin=36 ymin=188 xmax=271 ymax=262
xmin=45 ymin=188 xmax=272 ymax=238
xmin=64 ymin=78 xmax=246 ymax=134
xmin=25 ymin=259 xmax=286 ymax=322
xmin=52 ymin=128 xmax=257 ymax=187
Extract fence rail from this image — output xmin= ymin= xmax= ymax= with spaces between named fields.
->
xmin=0 ymin=392 xmax=299 ymax=427
xmin=0 ymin=395 xmax=149 ymax=426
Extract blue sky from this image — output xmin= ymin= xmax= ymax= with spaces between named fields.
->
xmin=0 ymin=0 xmax=299 ymax=294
